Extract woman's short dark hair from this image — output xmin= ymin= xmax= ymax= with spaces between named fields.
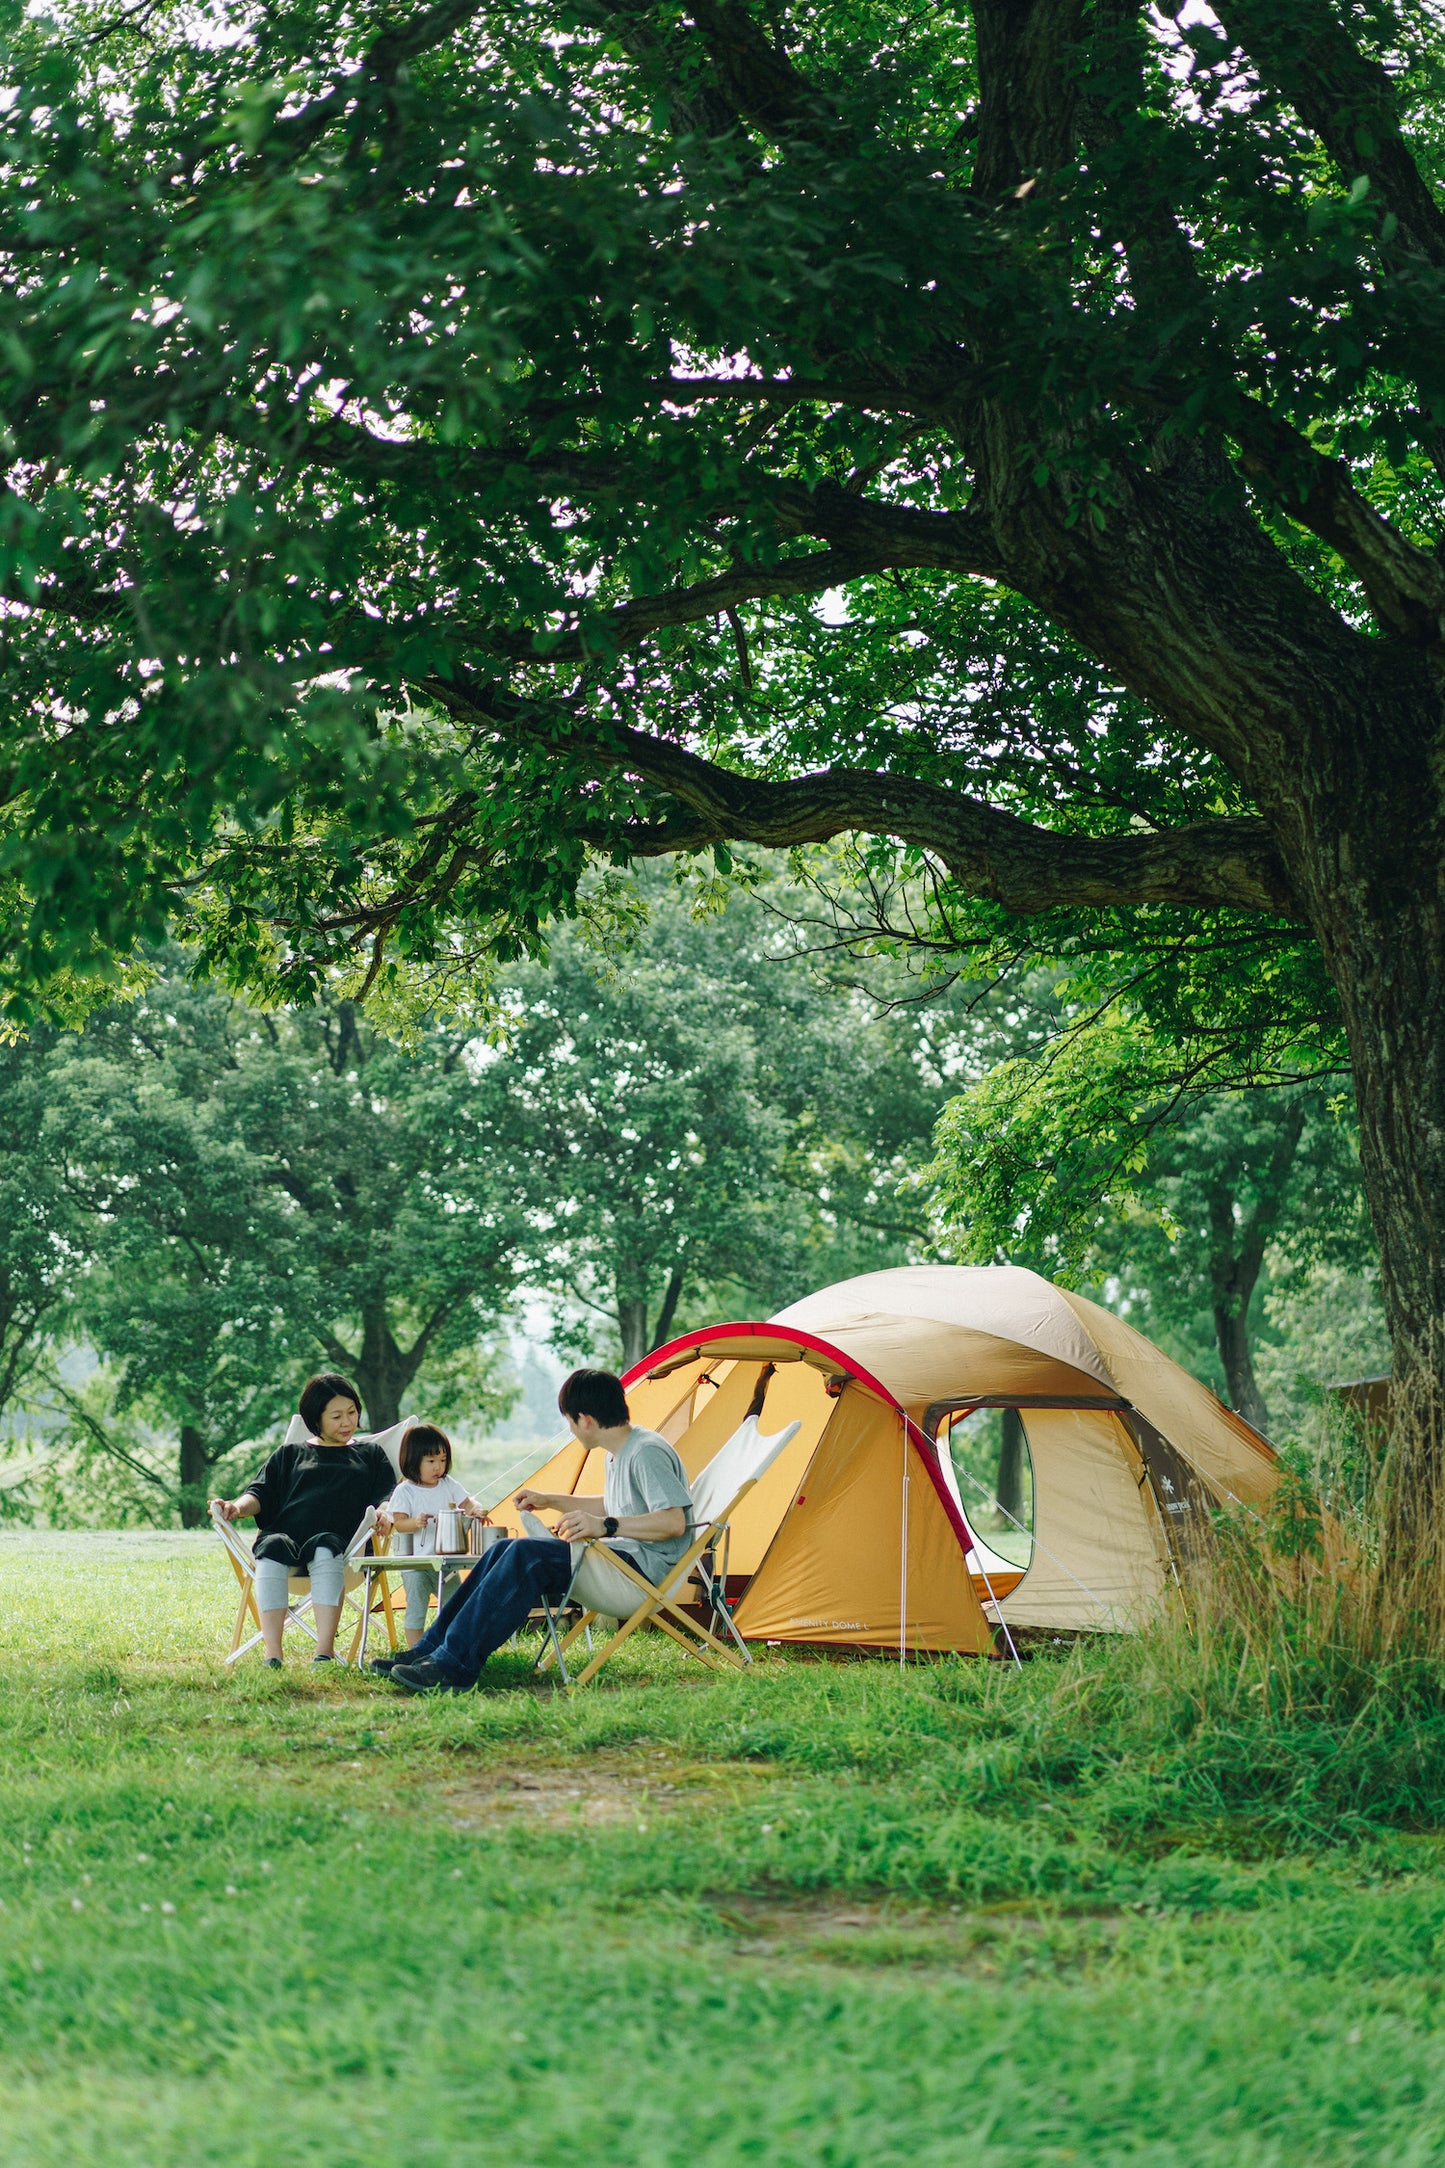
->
xmin=557 ymin=1368 xmax=630 ymax=1429
xmin=299 ymin=1372 xmax=363 ymax=1434
xmin=400 ymin=1424 xmax=453 ymax=1482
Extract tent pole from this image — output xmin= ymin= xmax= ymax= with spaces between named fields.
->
xmin=899 ymin=1426 xmax=910 ymax=1674
xmin=970 ymin=1552 xmax=1023 ymax=1670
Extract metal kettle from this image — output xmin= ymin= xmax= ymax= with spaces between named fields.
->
xmin=434 ymin=1507 xmax=469 ymax=1554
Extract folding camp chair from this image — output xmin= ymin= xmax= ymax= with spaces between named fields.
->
xmin=210 ymin=1504 xmax=400 ymax=1666
xmin=534 ymin=1414 xmax=801 ymax=1688
xmin=211 ymin=1410 xmax=419 ymax=1664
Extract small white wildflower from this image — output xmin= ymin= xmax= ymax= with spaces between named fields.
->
xmin=135 ymin=1853 xmax=150 ymax=1864
xmin=160 ymin=1902 xmax=176 ymax=1916
xmin=140 ymin=1903 xmax=152 ymax=1915
xmin=224 ymin=1884 xmax=238 ymax=1897
xmin=70 ymin=1898 xmax=83 ymax=1912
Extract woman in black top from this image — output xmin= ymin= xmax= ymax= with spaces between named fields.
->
xmin=213 ymin=1373 xmax=395 ymax=1667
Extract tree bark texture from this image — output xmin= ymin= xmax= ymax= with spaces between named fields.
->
xmin=343 ymin=1303 xmax=424 ymax=1433
xmin=617 ymin=1296 xmax=651 ymax=1372
xmin=997 ymin=1407 xmax=1027 ymax=1524
xmin=178 ymin=1424 xmax=209 ymax=1529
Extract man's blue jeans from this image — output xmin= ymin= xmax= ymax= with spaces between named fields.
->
xmin=406 ymin=1537 xmax=574 ymax=1687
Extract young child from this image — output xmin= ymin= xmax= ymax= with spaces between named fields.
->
xmin=387 ymin=1425 xmax=488 ymax=1647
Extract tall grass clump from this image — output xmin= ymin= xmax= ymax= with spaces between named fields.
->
xmin=980 ymin=1370 xmax=1445 ymax=1843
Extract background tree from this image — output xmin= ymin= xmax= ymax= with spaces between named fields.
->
xmin=53 ymin=966 xmax=526 ymax=1510
xmin=929 ymin=1001 xmax=1372 ymax=1431
xmin=493 ymin=871 xmax=967 ymax=1365
xmin=0 ymin=1033 xmax=93 ymax=1436
xmin=1116 ymin=1094 xmax=1370 ymax=1434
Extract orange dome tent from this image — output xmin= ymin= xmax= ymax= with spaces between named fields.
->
xmin=492 ymin=1266 xmax=1280 ymax=1653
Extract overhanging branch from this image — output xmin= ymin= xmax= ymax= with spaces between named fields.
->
xmin=448 ymin=492 xmax=1000 ymax=662
xmin=595 ymin=729 xmax=1300 ymax=917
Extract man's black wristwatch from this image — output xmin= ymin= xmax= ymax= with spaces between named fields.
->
xmin=602 ymin=1515 xmax=619 ymax=1538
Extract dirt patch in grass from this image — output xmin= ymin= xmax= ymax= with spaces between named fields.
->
xmin=439 ymin=1750 xmax=719 ymax=1830
xmin=710 ymin=1892 xmax=1128 ymax=1978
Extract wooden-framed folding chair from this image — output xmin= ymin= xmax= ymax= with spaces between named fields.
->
xmin=210 ymin=1505 xmax=400 ymax=1666
xmin=534 ymin=1415 xmax=801 ymax=1689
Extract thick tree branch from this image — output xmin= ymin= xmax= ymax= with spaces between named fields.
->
xmin=1226 ymin=396 xmax=1445 ymax=641
xmin=972 ymin=0 xmax=1084 ymax=200
xmin=261 ymin=0 xmax=493 ymax=161
xmin=1217 ymin=0 xmax=1445 ymax=270
xmin=643 ymin=0 xmax=845 ymax=148
xmin=452 ymin=495 xmax=1000 ymax=663
xmin=597 ymin=730 xmax=1299 ymax=918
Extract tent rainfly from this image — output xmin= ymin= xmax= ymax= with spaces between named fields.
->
xmin=493 ymin=1266 xmax=1280 ymax=1652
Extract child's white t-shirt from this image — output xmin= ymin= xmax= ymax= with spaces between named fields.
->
xmin=388 ymin=1474 xmax=472 ymax=1528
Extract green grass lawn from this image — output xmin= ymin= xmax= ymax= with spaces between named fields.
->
xmin=4 ymin=1538 xmax=1445 ymax=2166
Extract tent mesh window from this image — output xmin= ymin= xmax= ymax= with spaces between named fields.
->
xmin=939 ymin=1407 xmax=1035 ymax=1570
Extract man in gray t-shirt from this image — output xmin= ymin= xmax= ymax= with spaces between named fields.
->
xmin=384 ymin=1368 xmax=693 ymax=1695
xmin=598 ymin=1424 xmax=695 ymax=1583
xmin=521 ymin=1398 xmax=694 ymax=1585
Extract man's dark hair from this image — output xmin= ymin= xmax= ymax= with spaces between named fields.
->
xmin=299 ymin=1372 xmax=364 ymax=1434
xmin=399 ymin=1423 xmax=453 ymax=1481
xmin=557 ymin=1368 xmax=630 ymax=1429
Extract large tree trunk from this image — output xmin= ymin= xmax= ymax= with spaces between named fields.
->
xmin=996 ymin=1407 xmax=1027 ymax=1522
xmin=970 ymin=393 xmax=1445 ymax=1466
xmin=617 ymin=1296 xmax=650 ymax=1372
xmin=1211 ymin=1297 xmax=1269 ymax=1437
xmin=1218 ymin=655 xmax=1445 ymax=1466
xmin=348 ymin=1302 xmax=422 ymax=1432
xmin=178 ymin=1424 xmax=209 ymax=1529
xmin=1300 ymin=825 xmax=1445 ymax=1486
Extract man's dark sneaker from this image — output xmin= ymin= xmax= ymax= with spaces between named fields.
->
xmin=263 ymin=1657 xmax=283 ymax=1670
xmin=390 ymin=1658 xmax=467 ymax=1695
xmin=367 ymin=1653 xmax=401 ymax=1675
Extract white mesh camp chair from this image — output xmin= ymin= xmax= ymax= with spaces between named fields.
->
xmin=534 ymin=1414 xmax=801 ymax=1689
xmin=210 ymin=1504 xmax=396 ymax=1666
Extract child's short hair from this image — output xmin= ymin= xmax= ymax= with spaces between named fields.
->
xmin=400 ymin=1423 xmax=453 ymax=1481
xmin=299 ymin=1371 xmax=363 ymax=1433
xmin=557 ymin=1368 xmax=630 ymax=1429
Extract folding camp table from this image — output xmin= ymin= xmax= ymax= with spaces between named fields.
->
xmin=351 ymin=1550 xmax=477 ymax=1664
